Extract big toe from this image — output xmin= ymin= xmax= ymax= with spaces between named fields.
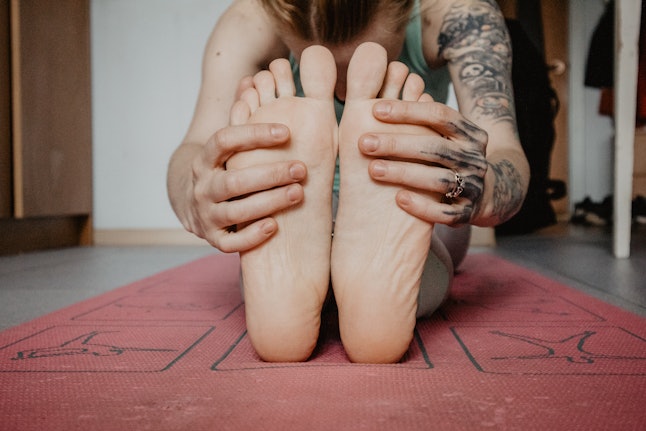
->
xmin=345 ymin=42 xmax=388 ymax=101
xmin=300 ymin=45 xmax=337 ymax=101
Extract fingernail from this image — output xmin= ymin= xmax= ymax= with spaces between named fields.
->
xmin=289 ymin=163 xmax=306 ymax=179
xmin=261 ymin=220 xmax=275 ymax=235
xmin=271 ymin=124 xmax=288 ymax=139
xmin=361 ymin=135 xmax=379 ymax=153
xmin=374 ymin=101 xmax=392 ymax=117
xmin=371 ymin=161 xmax=387 ymax=177
xmin=286 ymin=184 xmax=302 ymax=202
xmin=398 ymin=190 xmax=412 ymax=206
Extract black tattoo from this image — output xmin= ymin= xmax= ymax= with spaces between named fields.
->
xmin=440 ymin=169 xmax=483 ymax=225
xmin=488 ymin=159 xmax=525 ymax=223
xmin=437 ymin=0 xmax=515 ymax=123
xmin=446 ymin=120 xmax=488 ymax=144
xmin=442 ymin=204 xmax=474 ymax=225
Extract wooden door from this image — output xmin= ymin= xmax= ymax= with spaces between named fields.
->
xmin=10 ymin=0 xmax=92 ymax=218
xmin=0 ymin=0 xmax=11 ymax=219
xmin=497 ymin=0 xmax=570 ymax=216
xmin=542 ymin=0 xmax=570 ymax=215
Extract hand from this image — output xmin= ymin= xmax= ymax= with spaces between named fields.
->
xmin=359 ymin=99 xmax=488 ymax=225
xmin=186 ymin=123 xmax=307 ymax=252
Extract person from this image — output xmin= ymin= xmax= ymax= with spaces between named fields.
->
xmin=166 ymin=0 xmax=529 ymax=364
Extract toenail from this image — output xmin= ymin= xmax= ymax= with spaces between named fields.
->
xmin=374 ymin=101 xmax=392 ymax=117
xmin=372 ymin=161 xmax=387 ymax=177
xmin=361 ymin=135 xmax=379 ymax=153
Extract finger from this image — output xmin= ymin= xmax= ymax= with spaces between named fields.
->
xmin=359 ymin=130 xmax=488 ymax=178
xmin=212 ymin=183 xmax=304 ymax=228
xmin=358 ymin=132 xmax=449 ymax=165
xmin=207 ymin=218 xmax=278 ymax=253
xmin=214 ymin=160 xmax=307 ymax=202
xmin=373 ymin=100 xmax=488 ymax=144
xmin=206 ymin=123 xmax=289 ymax=167
xmin=373 ymin=99 xmax=452 ymax=128
xmin=368 ymin=159 xmax=457 ymax=196
xmin=396 ymin=189 xmax=472 ymax=226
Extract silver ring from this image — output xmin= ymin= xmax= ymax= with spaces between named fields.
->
xmin=445 ymin=171 xmax=465 ymax=199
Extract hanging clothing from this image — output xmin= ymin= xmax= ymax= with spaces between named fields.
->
xmin=585 ymin=0 xmax=646 ymax=123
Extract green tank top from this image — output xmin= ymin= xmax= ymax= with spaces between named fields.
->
xmin=289 ymin=2 xmax=451 ymax=191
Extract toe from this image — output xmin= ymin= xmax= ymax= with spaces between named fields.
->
xmin=269 ymin=58 xmax=297 ymax=98
xmin=402 ymin=73 xmax=425 ymax=101
xmin=229 ymin=99 xmax=251 ymax=126
xmin=380 ymin=61 xmax=410 ymax=100
xmin=239 ymin=86 xmax=260 ymax=113
xmin=345 ymin=42 xmax=388 ymax=101
xmin=253 ymin=70 xmax=278 ymax=105
xmin=300 ymin=45 xmax=337 ymax=101
xmin=419 ymin=93 xmax=434 ymax=102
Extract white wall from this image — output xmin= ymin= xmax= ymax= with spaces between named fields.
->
xmin=90 ymin=0 xmax=615 ymax=233
xmin=91 ymin=0 xmax=229 ymax=230
xmin=569 ymin=0 xmax=615 ymax=206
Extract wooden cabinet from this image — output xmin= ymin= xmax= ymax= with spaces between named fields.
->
xmin=1 ymin=0 xmax=92 ymax=254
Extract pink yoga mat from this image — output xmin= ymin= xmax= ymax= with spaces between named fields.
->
xmin=0 ymin=253 xmax=645 ymax=430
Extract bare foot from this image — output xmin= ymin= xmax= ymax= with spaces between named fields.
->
xmin=331 ymin=42 xmax=440 ymax=363
xmin=227 ymin=46 xmax=338 ymax=362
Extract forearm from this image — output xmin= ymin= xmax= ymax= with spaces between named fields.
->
xmin=471 ymin=147 xmax=529 ymax=227
xmin=167 ymin=142 xmax=203 ymax=231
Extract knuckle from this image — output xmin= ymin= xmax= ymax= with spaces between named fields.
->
xmin=439 ymin=176 xmax=454 ymax=194
xmin=212 ymin=127 xmax=242 ymax=156
xmin=222 ymin=172 xmax=243 ymax=199
xmin=473 ymin=127 xmax=489 ymax=145
xmin=191 ymin=178 xmax=208 ymax=205
xmin=382 ymin=134 xmax=400 ymax=154
xmin=213 ymin=204 xmax=238 ymax=228
xmin=205 ymin=230 xmax=230 ymax=252
xmin=269 ymin=164 xmax=288 ymax=186
xmin=429 ymin=102 xmax=452 ymax=124
xmin=212 ymin=128 xmax=229 ymax=149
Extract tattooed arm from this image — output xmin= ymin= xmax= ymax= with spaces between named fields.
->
xmin=435 ymin=0 xmax=528 ymax=226
xmin=364 ymin=0 xmax=528 ymax=227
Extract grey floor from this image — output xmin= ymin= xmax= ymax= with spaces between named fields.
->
xmin=0 ymin=222 xmax=644 ymax=331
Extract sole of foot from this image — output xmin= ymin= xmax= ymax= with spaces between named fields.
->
xmin=227 ymin=45 xmax=338 ymax=362
xmin=332 ymin=42 xmax=439 ymax=364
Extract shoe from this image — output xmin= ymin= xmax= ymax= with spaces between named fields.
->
xmin=633 ymin=195 xmax=646 ymax=224
xmin=571 ymin=197 xmax=593 ymax=225
xmin=571 ymin=196 xmax=613 ymax=226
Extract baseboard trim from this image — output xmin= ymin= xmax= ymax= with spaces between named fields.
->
xmin=95 ymin=227 xmax=496 ymax=247
xmin=94 ymin=229 xmax=209 ymax=246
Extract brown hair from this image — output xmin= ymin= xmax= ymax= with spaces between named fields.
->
xmin=259 ymin=0 xmax=414 ymax=44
